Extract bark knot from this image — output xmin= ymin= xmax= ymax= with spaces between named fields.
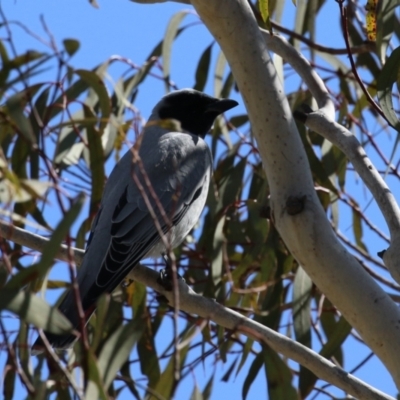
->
xmin=286 ymin=195 xmax=306 ymax=215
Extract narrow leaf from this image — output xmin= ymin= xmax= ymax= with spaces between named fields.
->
xmin=83 ymin=105 xmax=105 ymax=214
xmin=5 ymin=193 xmax=85 ymax=289
xmin=377 ymin=46 xmax=400 ymax=131
xmin=0 ymin=289 xmax=72 ymax=334
xmin=98 ymin=320 xmax=143 ymax=389
xmin=6 ymin=93 xmax=37 ymax=144
xmin=162 ymin=11 xmax=190 ymax=89
xmin=242 ymin=353 xmax=263 ymax=400
xmin=75 ymin=69 xmax=111 ymax=132
xmin=194 ymin=44 xmax=213 ymax=92
xmin=263 ymin=346 xmax=298 ymax=399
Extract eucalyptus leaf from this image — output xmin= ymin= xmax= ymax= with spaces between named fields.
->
xmin=0 ymin=289 xmax=72 ymax=334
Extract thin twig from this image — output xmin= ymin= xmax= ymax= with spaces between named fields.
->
xmin=336 ymin=0 xmax=388 ymax=124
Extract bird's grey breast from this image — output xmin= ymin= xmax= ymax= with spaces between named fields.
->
xmin=138 ymin=128 xmax=212 ymax=252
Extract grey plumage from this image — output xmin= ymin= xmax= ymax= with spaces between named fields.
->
xmin=32 ymin=89 xmax=238 ymax=353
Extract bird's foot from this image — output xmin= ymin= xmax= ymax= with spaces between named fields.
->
xmin=157 ymin=268 xmax=185 ymax=291
xmin=121 ymin=278 xmax=134 ymax=288
xmin=158 ymin=253 xmax=185 ymax=291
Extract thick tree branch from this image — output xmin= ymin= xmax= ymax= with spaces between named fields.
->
xmin=260 ymin=29 xmax=335 ymax=120
xmin=259 ymin=29 xmax=400 ymax=284
xmin=0 ymin=220 xmax=394 ymax=400
xmin=190 ymin=0 xmax=400 ymax=389
xmin=0 ymin=221 xmax=84 ymax=265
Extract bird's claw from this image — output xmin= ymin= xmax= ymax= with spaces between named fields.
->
xmin=157 ymin=268 xmax=185 ymax=291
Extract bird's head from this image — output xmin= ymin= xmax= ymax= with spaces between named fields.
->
xmin=150 ymin=89 xmax=238 ymax=138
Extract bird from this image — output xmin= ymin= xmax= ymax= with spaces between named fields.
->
xmin=32 ymin=89 xmax=238 ymax=353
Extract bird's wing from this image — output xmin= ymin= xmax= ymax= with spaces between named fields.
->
xmin=77 ymin=133 xmax=211 ymax=309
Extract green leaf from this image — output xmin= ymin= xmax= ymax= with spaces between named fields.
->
xmin=263 ymin=346 xmax=298 ymax=399
xmin=211 ymin=215 xmax=226 ymax=286
xmin=259 ymin=0 xmax=268 ymax=21
xmin=49 ymin=78 xmax=89 ymax=121
xmin=300 ymin=312 xmax=351 ymax=396
xmin=134 ymin=282 xmax=161 ymax=388
xmin=120 ymin=361 xmax=141 ymax=399
xmin=216 ymin=155 xmax=246 ymax=212
xmin=97 ymin=320 xmax=143 ymax=390
xmin=0 ymin=51 xmax=45 ymax=91
xmin=17 ymin=322 xmax=31 ymax=390
xmin=214 ymin=50 xmax=227 ymax=98
xmin=194 ymin=44 xmax=213 ymax=92
xmin=6 ymin=92 xmax=37 ymax=145
xmin=151 ymin=330 xmax=191 ymax=399
xmin=242 ymin=353 xmax=263 ymax=400
xmin=90 ymin=294 xmax=111 ymax=351
xmin=202 ymin=374 xmax=214 ymax=399
xmin=377 ymin=0 xmax=397 ymax=62
xmin=5 ymin=193 xmax=85 ymax=289
xmin=53 ymin=109 xmax=84 ymax=167
xmin=11 ymin=135 xmax=30 ymax=178
xmin=229 ymin=114 xmax=249 ymax=129
xmin=85 ymin=349 xmax=109 ymax=400
xmin=190 ymin=385 xmax=203 ymax=400
xmin=63 ymin=39 xmax=80 ymax=57
xmin=293 ymin=266 xmax=312 ymax=346
xmin=83 ymin=105 xmax=105 ymax=214
xmin=221 ymin=357 xmax=238 ymax=382
xmin=293 ymin=266 xmax=313 ymax=396
xmin=0 ymin=289 xmax=72 ymax=334
xmin=162 ymin=11 xmax=190 ymax=89
xmin=352 ymin=206 xmax=368 ymax=252
xmin=75 ymin=69 xmax=111 ymax=133
xmin=236 ymin=337 xmax=254 ymax=376
xmin=320 ymin=316 xmax=352 ymax=360
xmin=377 ymin=46 xmax=400 ymax=131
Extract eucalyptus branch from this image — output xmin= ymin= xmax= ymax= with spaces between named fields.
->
xmin=260 ymin=29 xmax=335 ymax=119
xmin=0 ymin=219 xmax=394 ymax=400
xmin=301 ymin=111 xmax=400 ymax=284
xmin=190 ymin=0 xmax=400 ymax=389
xmin=0 ymin=221 xmax=84 ymax=265
xmin=261 ymin=24 xmax=400 ymax=288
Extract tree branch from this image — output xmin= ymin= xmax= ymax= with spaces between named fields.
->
xmin=259 ymin=28 xmax=400 ymax=285
xmin=190 ymin=0 xmax=400 ymax=389
xmin=0 ymin=219 xmax=394 ymax=400
xmin=260 ymin=29 xmax=335 ymax=120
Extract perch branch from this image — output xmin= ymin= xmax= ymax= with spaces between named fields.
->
xmin=0 ymin=219 xmax=394 ymax=400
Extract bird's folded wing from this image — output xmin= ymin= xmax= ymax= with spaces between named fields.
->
xmin=78 ymin=141 xmax=211 ymax=308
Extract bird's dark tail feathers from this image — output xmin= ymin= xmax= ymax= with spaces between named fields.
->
xmin=31 ymin=290 xmax=95 ymax=355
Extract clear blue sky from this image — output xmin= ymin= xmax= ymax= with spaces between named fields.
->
xmin=1 ymin=0 xmax=398 ymax=398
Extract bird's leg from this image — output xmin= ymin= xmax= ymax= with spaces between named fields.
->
xmin=157 ymin=252 xmax=184 ymax=291
xmin=121 ymin=278 xmax=134 ymax=288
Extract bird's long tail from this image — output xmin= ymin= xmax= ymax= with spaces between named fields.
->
xmin=31 ymin=290 xmax=95 ymax=355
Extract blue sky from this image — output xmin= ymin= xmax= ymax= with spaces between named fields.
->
xmin=1 ymin=0 xmax=398 ymax=398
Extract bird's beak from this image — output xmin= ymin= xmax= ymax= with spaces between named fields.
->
xmin=205 ymin=98 xmax=239 ymax=114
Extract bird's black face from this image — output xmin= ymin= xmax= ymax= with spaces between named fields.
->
xmin=157 ymin=90 xmax=238 ymax=138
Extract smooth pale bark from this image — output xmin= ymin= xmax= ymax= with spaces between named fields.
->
xmin=261 ymin=29 xmax=400 ymax=284
xmin=190 ymin=0 xmax=400 ymax=389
